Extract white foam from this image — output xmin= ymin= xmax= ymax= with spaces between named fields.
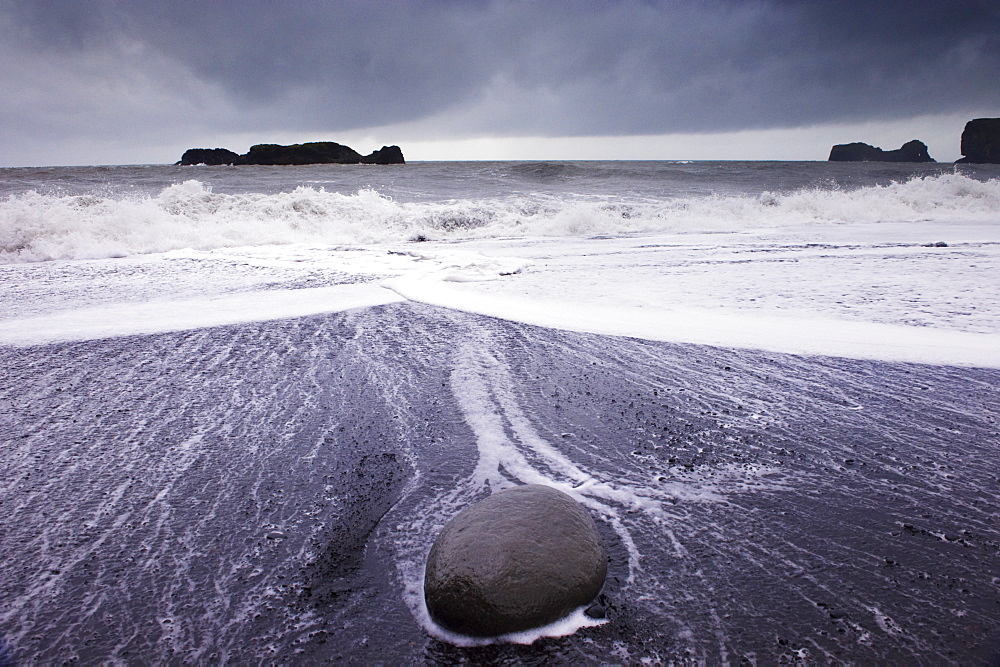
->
xmin=420 ymin=605 xmax=607 ymax=647
xmin=4 ymin=173 xmax=999 ymax=366
xmin=0 ymin=283 xmax=403 ymax=346
xmin=384 ymin=275 xmax=1000 ymax=368
xmin=3 ymin=173 xmax=999 ymax=263
xmin=5 ymin=220 xmax=998 ymax=367
xmin=379 ymin=212 xmax=1000 ymax=369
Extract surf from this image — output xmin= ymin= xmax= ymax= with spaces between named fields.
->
xmin=1 ymin=170 xmax=997 ymax=263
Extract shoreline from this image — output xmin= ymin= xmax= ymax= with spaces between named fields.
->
xmin=1 ymin=305 xmax=997 ymax=662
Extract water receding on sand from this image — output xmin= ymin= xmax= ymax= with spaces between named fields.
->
xmin=1 ymin=304 xmax=997 ymax=662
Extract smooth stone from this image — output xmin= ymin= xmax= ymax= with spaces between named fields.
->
xmin=424 ymin=484 xmax=607 ymax=637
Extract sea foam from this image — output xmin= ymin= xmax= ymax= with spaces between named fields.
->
xmin=1 ymin=173 xmax=998 ymax=263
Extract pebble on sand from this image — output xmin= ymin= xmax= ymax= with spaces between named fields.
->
xmin=424 ymin=484 xmax=607 ymax=637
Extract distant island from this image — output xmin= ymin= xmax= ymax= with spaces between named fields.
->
xmin=956 ymin=118 xmax=1000 ymax=163
xmin=827 ymin=118 xmax=1000 ymax=164
xmin=828 ymin=140 xmax=934 ymax=163
xmin=177 ymin=141 xmax=404 ymax=166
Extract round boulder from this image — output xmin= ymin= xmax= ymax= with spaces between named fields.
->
xmin=424 ymin=484 xmax=607 ymax=637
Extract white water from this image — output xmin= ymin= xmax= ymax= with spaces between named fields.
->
xmin=3 ymin=214 xmax=998 ymax=367
xmin=1 ymin=169 xmax=998 ymax=365
xmin=2 ymin=164 xmax=999 ymax=655
xmin=383 ymin=223 xmax=1000 ymax=367
xmin=0 ymin=282 xmax=403 ymax=346
xmin=2 ymin=172 xmax=999 ymax=262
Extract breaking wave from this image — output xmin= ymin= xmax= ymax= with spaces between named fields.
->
xmin=1 ymin=172 xmax=998 ymax=263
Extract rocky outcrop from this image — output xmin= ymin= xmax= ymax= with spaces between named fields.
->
xmin=829 ymin=140 xmax=934 ymax=162
xmin=423 ymin=484 xmax=607 ymax=637
xmin=177 ymin=141 xmax=404 ymax=165
xmin=177 ymin=148 xmax=242 ymax=166
xmin=362 ymin=145 xmax=406 ymax=165
xmin=957 ymin=118 xmax=1000 ymax=164
xmin=242 ymin=142 xmax=363 ymax=165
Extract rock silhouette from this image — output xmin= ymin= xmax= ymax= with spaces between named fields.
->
xmin=177 ymin=141 xmax=404 ymax=165
xmin=956 ymin=118 xmax=1000 ymax=164
xmin=829 ymin=140 xmax=934 ymax=162
xmin=176 ymin=148 xmax=242 ymax=166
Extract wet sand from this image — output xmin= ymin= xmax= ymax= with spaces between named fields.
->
xmin=1 ymin=303 xmax=998 ymax=663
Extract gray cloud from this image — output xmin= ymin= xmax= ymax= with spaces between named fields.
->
xmin=1 ymin=0 xmax=998 ymax=164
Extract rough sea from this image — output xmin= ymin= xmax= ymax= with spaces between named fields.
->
xmin=1 ymin=160 xmax=999 ymax=663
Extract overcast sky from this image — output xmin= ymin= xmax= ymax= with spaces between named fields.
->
xmin=1 ymin=0 xmax=997 ymax=166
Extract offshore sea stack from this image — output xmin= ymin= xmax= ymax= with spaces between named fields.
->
xmin=424 ymin=484 xmax=607 ymax=637
xmin=956 ymin=118 xmax=1000 ymax=163
xmin=828 ymin=140 xmax=935 ymax=162
xmin=177 ymin=141 xmax=404 ymax=165
xmin=177 ymin=148 xmax=242 ymax=166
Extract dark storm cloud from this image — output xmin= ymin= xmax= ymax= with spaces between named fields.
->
xmin=2 ymin=0 xmax=998 ymax=151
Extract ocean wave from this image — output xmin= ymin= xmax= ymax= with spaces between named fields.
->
xmin=1 ymin=173 xmax=998 ymax=263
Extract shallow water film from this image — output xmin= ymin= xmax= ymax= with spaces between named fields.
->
xmin=1 ymin=304 xmax=998 ymax=663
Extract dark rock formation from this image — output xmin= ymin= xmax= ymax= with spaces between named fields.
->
xmin=829 ymin=140 xmax=934 ymax=162
xmin=243 ymin=141 xmax=364 ymax=165
xmin=362 ymin=145 xmax=406 ymax=165
xmin=177 ymin=148 xmax=242 ymax=166
xmin=423 ymin=484 xmax=607 ymax=637
xmin=957 ymin=118 xmax=1000 ymax=164
xmin=177 ymin=141 xmax=404 ymax=166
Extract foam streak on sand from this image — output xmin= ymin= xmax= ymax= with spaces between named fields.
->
xmin=385 ymin=275 xmax=1000 ymax=368
xmin=0 ymin=283 xmax=403 ymax=346
xmin=379 ymin=222 xmax=1000 ymax=368
xmin=3 ymin=227 xmax=998 ymax=368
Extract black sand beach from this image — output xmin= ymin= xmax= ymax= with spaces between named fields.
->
xmin=1 ymin=303 xmax=998 ymax=663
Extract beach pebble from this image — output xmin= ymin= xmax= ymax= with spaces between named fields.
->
xmin=424 ymin=484 xmax=607 ymax=637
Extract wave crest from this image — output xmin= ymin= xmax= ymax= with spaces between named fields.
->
xmin=1 ymin=173 xmax=997 ymax=263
